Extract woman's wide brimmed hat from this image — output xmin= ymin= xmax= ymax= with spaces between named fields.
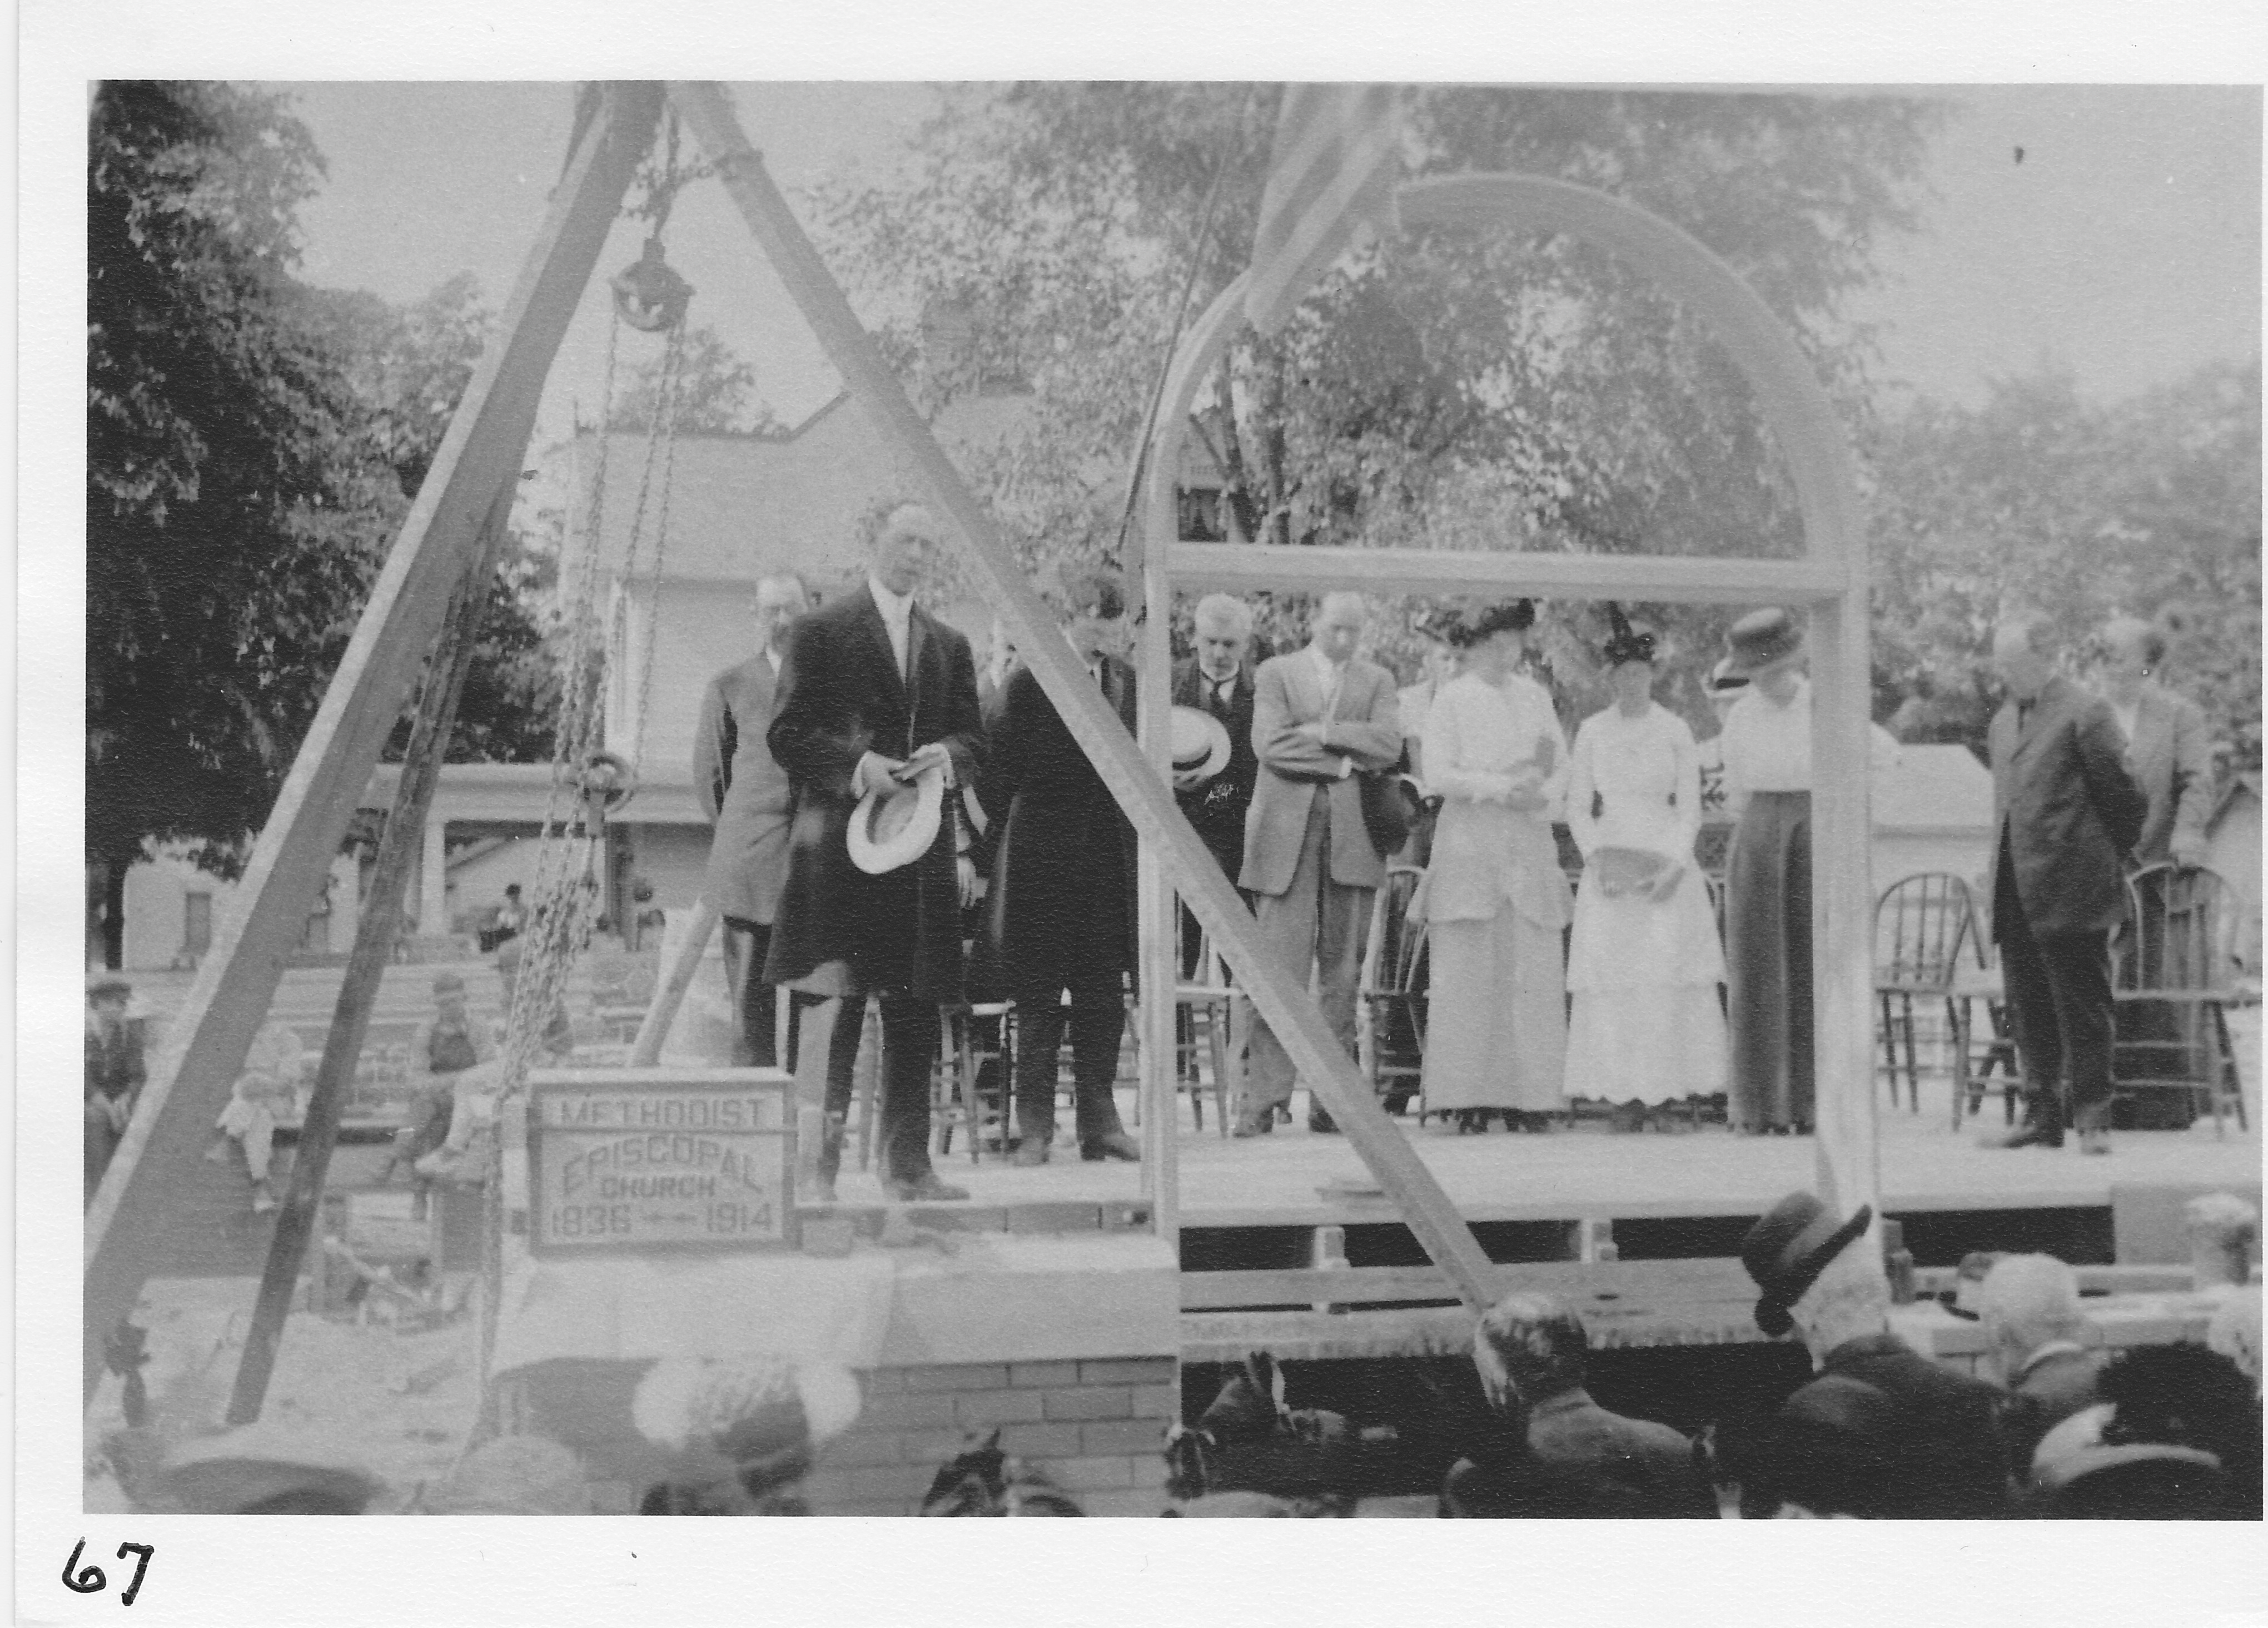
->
xmin=1599 ymin=603 xmax=1657 ymax=668
xmin=632 ymin=1354 xmax=862 ymax=1500
xmin=1724 ymin=607 xmax=1806 ymax=678
xmin=1740 ymin=1189 xmax=1874 ymax=1338
xmin=847 ymin=757 xmax=949 ymax=876
xmin=1170 ymin=705 xmax=1234 ymax=780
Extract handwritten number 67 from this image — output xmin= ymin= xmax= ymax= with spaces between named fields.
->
xmin=63 ymin=1540 xmax=154 ymax=1606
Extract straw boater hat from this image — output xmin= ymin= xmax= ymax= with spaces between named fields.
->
xmin=1707 ymin=657 xmax=1751 ymax=699
xmin=847 ymin=756 xmax=949 ymax=876
xmin=1170 ymin=704 xmax=1234 ymax=782
xmin=1739 ymin=1189 xmax=1874 ymax=1338
xmin=631 ymin=1353 xmax=862 ymax=1500
xmin=1723 ymin=607 xmax=1805 ymax=678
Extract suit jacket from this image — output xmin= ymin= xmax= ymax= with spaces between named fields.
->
xmin=1779 ymin=1333 xmax=2012 ymax=1518
xmin=2121 ymin=683 xmax=2212 ymax=868
xmin=977 ymin=657 xmax=1139 ymax=993
xmin=2000 ymin=1343 xmax=2109 ymax=1474
xmin=1986 ymin=674 xmax=2148 ymax=940
xmin=1523 ymin=1389 xmax=1715 ymax=1517
xmin=764 ymin=584 xmax=985 ymax=1000
xmin=85 ymin=1017 xmax=145 ymax=1106
xmin=692 ymin=651 xmax=795 ymax=924
xmin=1172 ymin=657 xmax=1259 ymax=883
xmin=1239 ymin=649 xmax=1404 ymax=896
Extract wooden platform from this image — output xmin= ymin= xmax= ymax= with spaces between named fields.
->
xmin=837 ymin=1097 xmax=2261 ymax=1233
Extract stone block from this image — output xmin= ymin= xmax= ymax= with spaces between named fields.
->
xmin=1082 ymin=1418 xmax=1167 ymax=1456
xmin=1008 ymin=1360 xmax=1081 ymax=1388
xmin=1043 ymin=1386 xmax=1130 ymax=1421
xmin=1077 ymin=1487 xmax=1171 ymax=1516
xmin=996 ymin=1422 xmax=1085 ymax=1459
xmin=956 ymin=1388 xmax=1046 ymax=1426
xmin=862 ymin=1368 xmax=909 ymax=1394
xmin=1129 ymin=1383 xmax=1180 ymax=1419
xmin=1079 ymin=1357 xmax=1176 ymax=1386
xmin=1128 ymin=1456 xmax=1170 ymax=1488
xmin=849 ymin=1462 xmax=938 ymax=1501
xmin=854 ymin=1392 xmax=958 ymax=1431
xmin=1007 ymin=1202 xmax=1103 ymax=1235
xmin=905 ymin=1363 xmax=1011 ymax=1392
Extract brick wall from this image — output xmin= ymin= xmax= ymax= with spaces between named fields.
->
xmin=800 ymin=1356 xmax=1178 ymax=1516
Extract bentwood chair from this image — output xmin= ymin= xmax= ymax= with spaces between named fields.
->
xmin=1871 ymin=872 xmax=1978 ymax=1120
xmin=1171 ymin=924 xmax=1241 ymax=1138
xmin=2112 ymin=862 xmax=2248 ymax=1136
xmin=1358 ymin=864 xmax=1430 ymax=1118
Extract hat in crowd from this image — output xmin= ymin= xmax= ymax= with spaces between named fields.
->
xmin=155 ymin=1425 xmax=387 ymax=1514
xmin=1740 ymin=1190 xmax=1874 ymax=1338
xmin=1599 ymin=603 xmax=1657 ymax=668
xmin=1170 ymin=704 xmax=1234 ymax=781
xmin=631 ymin=1354 xmax=861 ymax=1500
xmin=1439 ymin=599 xmax=1536 ymax=649
xmin=1706 ymin=657 xmax=1751 ymax=698
xmin=847 ymin=756 xmax=948 ymax=876
xmin=1724 ymin=607 xmax=1805 ymax=678
xmin=422 ymin=1434 xmax=591 ymax=1515
xmin=2030 ymin=1402 xmax=2227 ymax=1518
xmin=1764 ymin=1373 xmax=1903 ymax=1518
xmin=432 ymin=971 xmax=466 ymax=997
xmin=1943 ymin=1250 xmax=2007 ymax=1320
xmin=87 ymin=972 xmax=133 ymax=1002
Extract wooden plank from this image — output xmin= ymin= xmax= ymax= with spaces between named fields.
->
xmin=1178 ymin=1256 xmax=1757 ymax=1311
xmin=670 ymin=81 xmax=1500 ymax=1312
xmin=1168 ymin=543 xmax=1848 ymax=602
xmin=82 ymin=83 xmax=664 ymax=1400
xmin=631 ymin=895 xmax=719 ymax=1065
xmin=228 ymin=488 xmax=509 ymax=1426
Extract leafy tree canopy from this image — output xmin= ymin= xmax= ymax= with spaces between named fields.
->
xmin=809 ymin=84 xmax=1944 ymax=729
xmin=89 ymin=81 xmax=556 ymax=888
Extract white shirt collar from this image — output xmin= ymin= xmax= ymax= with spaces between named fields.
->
xmin=2015 ymin=1339 xmax=2090 ymax=1382
xmin=764 ymin=647 xmax=782 ymax=675
xmin=867 ymin=574 xmax=914 ymax=624
xmin=1198 ymin=660 xmax=1239 ymax=687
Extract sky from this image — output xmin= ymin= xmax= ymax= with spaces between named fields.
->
xmin=279 ymin=83 xmax=2260 ymax=448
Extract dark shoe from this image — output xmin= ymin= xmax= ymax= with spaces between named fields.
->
xmin=2078 ymin=1128 xmax=2112 ymax=1157
xmin=1231 ymin=1110 xmax=1278 ymax=1139
xmin=1013 ymin=1134 xmax=1051 ymax=1167
xmin=1307 ymin=1107 xmax=1340 ymax=1134
xmin=1981 ymin=1119 xmax=2064 ymax=1150
xmin=1080 ymin=1130 xmax=1141 ymax=1163
xmin=884 ymin=1172 xmax=971 ymax=1203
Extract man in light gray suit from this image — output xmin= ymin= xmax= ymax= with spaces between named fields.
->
xmin=693 ymin=572 xmax=813 ymax=1069
xmin=1236 ymin=592 xmax=1403 ymax=1135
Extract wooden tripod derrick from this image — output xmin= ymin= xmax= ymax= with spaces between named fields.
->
xmin=84 ymin=86 xmax=1876 ymax=1407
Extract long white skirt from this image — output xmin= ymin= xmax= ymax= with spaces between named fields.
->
xmin=1562 ymin=865 xmax=1728 ymax=1105
xmin=1421 ymin=909 xmax=1567 ymax=1113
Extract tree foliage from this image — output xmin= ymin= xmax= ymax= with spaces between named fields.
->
xmin=88 ymin=82 xmax=558 ymax=889
xmin=1869 ymin=358 xmax=2261 ymax=768
xmin=607 ymin=322 xmax=783 ymax=436
xmin=807 ymin=84 xmax=1943 ymax=727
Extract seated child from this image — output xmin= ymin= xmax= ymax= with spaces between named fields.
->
xmin=208 ymin=1022 xmax=305 ymax=1214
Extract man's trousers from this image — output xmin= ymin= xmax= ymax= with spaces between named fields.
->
xmin=1245 ymin=791 xmax=1372 ymax=1114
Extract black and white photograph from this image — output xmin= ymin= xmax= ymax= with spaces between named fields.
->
xmin=22 ymin=2 xmax=2268 ymax=1622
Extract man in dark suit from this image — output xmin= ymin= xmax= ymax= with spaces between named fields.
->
xmin=1444 ymin=1292 xmax=1715 ymax=1518
xmin=1740 ymin=1189 xmax=2013 ymax=1517
xmin=765 ymin=501 xmax=986 ymax=1203
xmin=1237 ymin=593 xmax=1404 ymax=1135
xmin=693 ymin=572 xmax=812 ymax=1070
xmin=1975 ymin=1253 xmax=2107 ymax=1475
xmin=978 ymin=567 xmax=1142 ymax=1166
xmin=1981 ymin=613 xmax=2149 ymax=1155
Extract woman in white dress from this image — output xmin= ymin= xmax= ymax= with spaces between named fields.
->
xmin=1416 ymin=601 xmax=1573 ymax=1131
xmin=1562 ymin=609 xmax=1729 ymax=1128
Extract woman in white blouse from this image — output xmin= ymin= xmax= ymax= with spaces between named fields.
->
xmin=1416 ymin=600 xmax=1573 ymax=1130
xmin=1716 ymin=608 xmax=1814 ymax=1133
xmin=1561 ymin=609 xmax=1728 ymax=1126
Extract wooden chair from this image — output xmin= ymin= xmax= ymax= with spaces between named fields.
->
xmin=1358 ymin=864 xmax=1429 ymax=1118
xmin=1172 ymin=924 xmax=1241 ymax=1138
xmin=934 ymin=1000 xmax=1014 ymax=1162
xmin=1871 ymin=872 xmax=1976 ymax=1118
xmin=2113 ymin=862 xmax=2248 ymax=1136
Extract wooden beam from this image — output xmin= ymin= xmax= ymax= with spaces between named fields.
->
xmin=631 ymin=896 xmax=719 ymax=1065
xmin=82 ymin=83 xmax=663 ymax=1401
xmin=1179 ymin=1255 xmax=1757 ymax=1311
xmin=1168 ymin=543 xmax=1849 ymax=602
xmin=226 ymin=488 xmax=509 ymax=1426
xmin=670 ymin=81 xmax=1499 ymax=1312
